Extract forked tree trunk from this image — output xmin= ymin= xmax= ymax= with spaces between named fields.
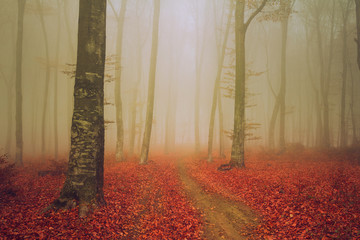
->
xmin=230 ymin=0 xmax=267 ymax=168
xmin=140 ymin=0 xmax=161 ymax=165
xmin=47 ymin=0 xmax=106 ymax=218
xmin=15 ymin=0 xmax=25 ymax=166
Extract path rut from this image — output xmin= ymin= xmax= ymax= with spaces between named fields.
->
xmin=177 ymin=159 xmax=259 ymax=240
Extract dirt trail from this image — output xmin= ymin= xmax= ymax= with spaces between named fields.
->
xmin=177 ymin=159 xmax=259 ymax=240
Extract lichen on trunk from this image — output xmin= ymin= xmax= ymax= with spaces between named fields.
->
xmin=46 ymin=0 xmax=107 ymax=218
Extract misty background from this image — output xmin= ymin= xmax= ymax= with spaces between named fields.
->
xmin=0 ymin=0 xmax=359 ymax=160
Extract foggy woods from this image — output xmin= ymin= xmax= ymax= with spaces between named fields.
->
xmin=0 ymin=0 xmax=360 ymax=239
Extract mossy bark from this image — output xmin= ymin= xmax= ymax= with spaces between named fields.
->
xmin=48 ymin=0 xmax=106 ymax=218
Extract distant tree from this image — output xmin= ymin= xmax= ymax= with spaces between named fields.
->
xmin=208 ymin=0 xmax=234 ymax=162
xmin=129 ymin=0 xmax=151 ymax=157
xmin=339 ymin=0 xmax=352 ymax=148
xmin=140 ymin=0 xmax=161 ymax=165
xmin=36 ymin=0 xmax=52 ymax=160
xmin=229 ymin=0 xmax=267 ymax=168
xmin=355 ymin=0 xmax=360 ymax=70
xmin=109 ymin=0 xmax=128 ymax=162
xmin=15 ymin=0 xmax=25 ymax=166
xmin=53 ymin=0 xmax=61 ymax=161
xmin=46 ymin=0 xmax=106 ymax=217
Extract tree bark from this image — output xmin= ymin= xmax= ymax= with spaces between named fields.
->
xmin=230 ymin=0 xmax=267 ymax=168
xmin=15 ymin=0 xmax=25 ymax=166
xmin=140 ymin=0 xmax=161 ymax=165
xmin=47 ymin=0 xmax=107 ymax=218
xmin=114 ymin=0 xmax=128 ymax=162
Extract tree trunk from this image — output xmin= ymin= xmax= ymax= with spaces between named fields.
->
xmin=349 ymin=65 xmax=358 ymax=146
xmin=48 ymin=0 xmax=106 ymax=218
xmin=269 ymin=95 xmax=280 ymax=149
xmin=208 ymin=0 xmax=233 ymax=162
xmin=230 ymin=1 xmax=246 ymax=168
xmin=15 ymin=0 xmax=25 ymax=166
xmin=37 ymin=0 xmax=52 ymax=160
xmin=114 ymin=0 xmax=128 ymax=162
xmin=54 ymin=0 xmax=61 ymax=161
xmin=278 ymin=0 xmax=289 ymax=152
xmin=140 ymin=0 xmax=160 ymax=165
xmin=129 ymin=55 xmax=141 ymax=157
xmin=230 ymin=0 xmax=267 ymax=168
xmin=355 ymin=0 xmax=360 ymax=70
xmin=322 ymin=1 xmax=335 ymax=149
xmin=340 ymin=1 xmax=350 ymax=148
xmin=218 ymin=88 xmax=225 ymax=158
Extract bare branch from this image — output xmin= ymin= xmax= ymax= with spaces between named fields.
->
xmin=108 ymin=0 xmax=119 ymax=21
xmin=245 ymin=0 xmax=268 ymax=31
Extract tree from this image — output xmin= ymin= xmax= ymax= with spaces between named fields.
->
xmin=36 ymin=0 xmax=51 ymax=160
xmin=208 ymin=0 xmax=234 ymax=162
xmin=266 ymin=0 xmax=294 ymax=151
xmin=110 ymin=0 xmax=128 ymax=162
xmin=46 ymin=0 xmax=106 ymax=217
xmin=229 ymin=0 xmax=267 ymax=168
xmin=339 ymin=0 xmax=352 ymax=148
xmin=15 ymin=0 xmax=25 ymax=166
xmin=278 ymin=0 xmax=292 ymax=152
xmin=140 ymin=0 xmax=161 ymax=165
xmin=355 ymin=0 xmax=360 ymax=70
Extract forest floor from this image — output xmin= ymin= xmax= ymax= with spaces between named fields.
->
xmin=177 ymin=157 xmax=259 ymax=239
xmin=0 ymin=149 xmax=360 ymax=239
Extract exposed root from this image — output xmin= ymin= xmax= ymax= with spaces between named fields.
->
xmin=217 ymin=164 xmax=233 ymax=171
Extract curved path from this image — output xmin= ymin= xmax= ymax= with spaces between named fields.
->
xmin=177 ymin=159 xmax=259 ymax=240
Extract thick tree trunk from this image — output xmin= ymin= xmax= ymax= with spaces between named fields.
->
xmin=48 ymin=0 xmax=107 ymax=218
xmin=15 ymin=0 xmax=25 ymax=166
xmin=230 ymin=1 xmax=246 ymax=168
xmin=208 ymin=0 xmax=233 ymax=162
xmin=140 ymin=0 xmax=160 ymax=165
xmin=114 ymin=0 xmax=128 ymax=162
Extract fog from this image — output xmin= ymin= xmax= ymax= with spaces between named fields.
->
xmin=1 ymin=0 xmax=359 ymax=161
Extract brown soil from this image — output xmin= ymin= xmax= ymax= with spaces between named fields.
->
xmin=177 ymin=159 xmax=259 ymax=240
